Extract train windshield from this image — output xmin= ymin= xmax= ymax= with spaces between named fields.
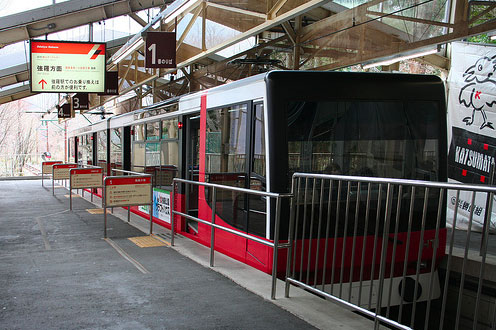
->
xmin=287 ymin=100 xmax=440 ymax=180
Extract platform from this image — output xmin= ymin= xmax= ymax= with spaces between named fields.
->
xmin=0 ymin=179 xmax=373 ymax=330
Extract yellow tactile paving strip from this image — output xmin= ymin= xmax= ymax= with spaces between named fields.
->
xmin=128 ymin=235 xmax=169 ymax=248
xmin=65 ymin=194 xmax=81 ymax=198
xmin=86 ymin=208 xmax=111 ymax=214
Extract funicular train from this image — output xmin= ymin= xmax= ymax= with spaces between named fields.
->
xmin=69 ymin=70 xmax=447 ymax=306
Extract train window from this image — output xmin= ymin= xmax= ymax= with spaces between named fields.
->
xmin=97 ymin=131 xmax=107 ymax=175
xmin=69 ymin=138 xmax=75 ymax=163
xmin=161 ymin=118 xmax=178 ymax=139
xmin=247 ymin=103 xmax=267 ymax=237
xmin=159 ymin=118 xmax=179 ymax=187
xmin=206 ymin=104 xmax=247 ymax=175
xmin=133 ymin=124 xmax=145 ymax=141
xmin=81 ymin=134 xmax=93 ymax=166
xmin=205 ymin=104 xmax=248 ymax=232
xmin=146 ymin=122 xmax=160 ymax=140
xmin=286 ymin=100 xmax=440 ymax=181
xmin=252 ymin=103 xmax=266 ymax=178
xmin=110 ymin=128 xmax=122 ymax=170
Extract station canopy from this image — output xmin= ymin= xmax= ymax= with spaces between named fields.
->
xmin=0 ymin=0 xmax=495 ymax=117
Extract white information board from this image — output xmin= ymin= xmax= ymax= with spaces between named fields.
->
xmin=30 ymin=40 xmax=106 ymax=93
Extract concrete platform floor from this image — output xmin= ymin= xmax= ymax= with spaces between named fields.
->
xmin=0 ymin=180 xmax=372 ymax=330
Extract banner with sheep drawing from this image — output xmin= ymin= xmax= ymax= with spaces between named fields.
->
xmin=447 ymin=41 xmax=496 ymax=232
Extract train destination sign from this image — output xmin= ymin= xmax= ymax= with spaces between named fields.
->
xmin=105 ymin=177 xmax=152 ymax=207
xmin=42 ymin=161 xmax=63 ymax=175
xmin=70 ymin=168 xmax=103 ymax=189
xmin=52 ymin=163 xmax=78 ymax=180
xmin=30 ymin=40 xmax=106 ymax=93
xmin=145 ymin=32 xmax=176 ymax=68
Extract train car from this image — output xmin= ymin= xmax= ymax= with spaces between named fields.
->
xmin=68 ymin=70 xmax=447 ymax=305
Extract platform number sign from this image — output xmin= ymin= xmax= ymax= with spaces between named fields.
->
xmin=72 ymin=93 xmax=89 ymax=111
xmin=58 ymin=103 xmax=71 ymax=119
xmin=145 ymin=32 xmax=176 ymax=69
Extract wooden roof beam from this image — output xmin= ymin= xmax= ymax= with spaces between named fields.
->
xmin=176 ymin=4 xmax=203 ymax=51
xmin=268 ymin=0 xmax=289 ymax=20
xmin=206 ymin=2 xmax=267 ymax=19
xmin=129 ymin=13 xmax=148 ymax=27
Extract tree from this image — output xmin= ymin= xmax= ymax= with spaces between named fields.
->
xmin=0 ymin=101 xmax=15 ymax=147
xmin=0 ymin=101 xmax=38 ymax=176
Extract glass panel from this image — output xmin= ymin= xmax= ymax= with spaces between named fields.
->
xmin=162 ymin=118 xmax=178 ymax=139
xmin=287 ymin=100 xmax=442 ymax=237
xmin=206 ymin=104 xmax=247 ymax=174
xmin=158 ymin=140 xmax=179 ymax=188
xmin=97 ymin=131 xmax=107 ymax=175
xmin=80 ymin=134 xmax=93 ymax=166
xmin=110 ymin=128 xmax=122 ymax=171
xmin=132 ymin=142 xmax=145 ymax=173
xmin=145 ymin=142 xmax=160 ymax=186
xmin=205 ymin=104 xmax=248 ymax=231
xmin=186 ymin=116 xmax=201 ymax=226
xmin=145 ymin=142 xmax=160 ymax=166
xmin=287 ymin=101 xmax=439 ymax=180
xmin=134 ymin=124 xmax=145 ymax=141
xmin=248 ymin=103 xmax=266 ymax=237
xmin=146 ymin=121 xmax=160 ymax=140
xmin=69 ymin=138 xmax=75 ymax=163
xmin=252 ymin=103 xmax=266 ymax=178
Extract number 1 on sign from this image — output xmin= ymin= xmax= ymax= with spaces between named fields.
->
xmin=148 ymin=43 xmax=156 ymax=65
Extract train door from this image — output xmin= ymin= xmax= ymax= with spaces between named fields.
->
xmin=245 ymin=102 xmax=268 ymax=266
xmin=185 ymin=113 xmax=200 ymax=234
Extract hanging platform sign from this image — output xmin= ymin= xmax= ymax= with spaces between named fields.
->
xmin=30 ymin=40 xmax=106 ymax=93
xmin=145 ymin=32 xmax=176 ymax=68
xmin=105 ymin=176 xmax=152 ymax=207
xmin=72 ymin=93 xmax=89 ymax=111
xmin=58 ymin=103 xmax=72 ymax=119
xmin=98 ymin=71 xmax=119 ymax=95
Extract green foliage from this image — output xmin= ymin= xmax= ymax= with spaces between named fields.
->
xmin=469 ymin=4 xmax=496 ymax=27
xmin=467 ymin=34 xmax=496 ymax=45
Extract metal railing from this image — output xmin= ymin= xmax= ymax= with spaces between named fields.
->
xmin=170 ymin=178 xmax=291 ymax=300
xmin=285 ymin=173 xmax=496 ymax=330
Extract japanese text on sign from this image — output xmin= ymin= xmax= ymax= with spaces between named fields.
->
xmin=53 ymin=164 xmax=78 ymax=180
xmin=30 ymin=40 xmax=106 ymax=93
xmin=105 ymin=177 xmax=151 ymax=207
xmin=71 ymin=169 xmax=102 ymax=189
xmin=42 ymin=161 xmax=62 ymax=175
